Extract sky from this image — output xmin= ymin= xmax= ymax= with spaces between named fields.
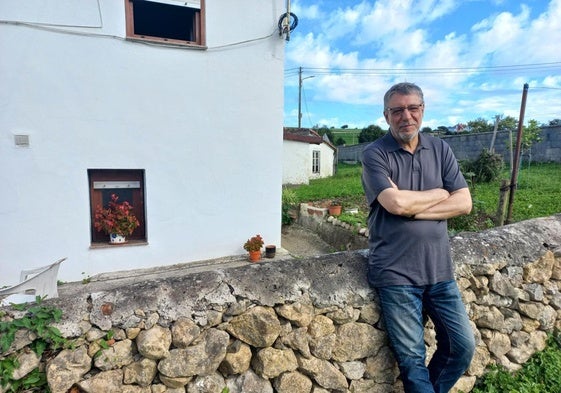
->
xmin=283 ymin=0 xmax=561 ymax=130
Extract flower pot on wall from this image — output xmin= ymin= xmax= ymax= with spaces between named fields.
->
xmin=110 ymin=233 xmax=127 ymax=244
xmin=249 ymin=250 xmax=262 ymax=262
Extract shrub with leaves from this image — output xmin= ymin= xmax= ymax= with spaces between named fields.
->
xmin=461 ymin=149 xmax=504 ymax=184
xmin=282 ymin=187 xmax=299 ymax=225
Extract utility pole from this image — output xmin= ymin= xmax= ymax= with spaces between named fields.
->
xmin=489 ymin=115 xmax=501 ymax=153
xmin=298 ymin=67 xmax=314 ymax=129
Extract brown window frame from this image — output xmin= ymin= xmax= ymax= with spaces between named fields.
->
xmin=89 ymin=169 xmax=147 ymax=244
xmin=124 ymin=0 xmax=206 ymax=47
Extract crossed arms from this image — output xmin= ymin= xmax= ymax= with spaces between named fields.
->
xmin=377 ymin=178 xmax=472 ymax=220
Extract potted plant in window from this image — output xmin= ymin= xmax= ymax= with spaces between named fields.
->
xmin=94 ymin=194 xmax=140 ymax=244
xmin=243 ymin=234 xmax=264 ymax=262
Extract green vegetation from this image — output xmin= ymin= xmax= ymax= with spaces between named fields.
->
xmin=0 ymin=297 xmax=67 ymax=392
xmin=290 ymin=162 xmax=561 ymax=233
xmin=471 ymin=334 xmax=561 ymax=393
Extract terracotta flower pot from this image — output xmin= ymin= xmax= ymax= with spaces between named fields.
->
xmin=248 ymin=250 xmax=261 ymax=262
xmin=328 ymin=205 xmax=342 ymax=216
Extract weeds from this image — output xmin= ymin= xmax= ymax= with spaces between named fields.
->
xmin=0 ymin=296 xmax=67 ymax=392
xmin=471 ymin=334 xmax=561 ymax=393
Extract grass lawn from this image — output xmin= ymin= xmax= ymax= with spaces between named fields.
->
xmin=289 ymin=162 xmax=561 ymax=233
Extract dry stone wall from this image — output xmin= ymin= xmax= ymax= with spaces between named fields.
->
xmin=1 ymin=215 xmax=561 ymax=393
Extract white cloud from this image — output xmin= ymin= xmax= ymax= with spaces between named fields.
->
xmin=285 ymin=0 xmax=561 ymax=127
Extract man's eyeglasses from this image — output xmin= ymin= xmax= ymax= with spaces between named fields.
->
xmin=386 ymin=103 xmax=424 ymax=117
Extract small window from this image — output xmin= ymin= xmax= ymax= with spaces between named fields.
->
xmin=89 ymin=169 xmax=146 ymax=244
xmin=312 ymin=150 xmax=320 ymax=174
xmin=125 ymin=0 xmax=206 ymax=46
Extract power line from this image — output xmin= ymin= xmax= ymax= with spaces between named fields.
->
xmin=285 ymin=62 xmax=561 ymax=77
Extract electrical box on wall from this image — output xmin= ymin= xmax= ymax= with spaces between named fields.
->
xmin=14 ymin=134 xmax=30 ymax=147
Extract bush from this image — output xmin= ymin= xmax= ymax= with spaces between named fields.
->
xmin=461 ymin=149 xmax=504 ymax=184
xmin=281 ymin=187 xmax=298 ymax=225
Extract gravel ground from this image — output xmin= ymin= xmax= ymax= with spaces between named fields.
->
xmin=281 ymin=224 xmax=336 ymax=258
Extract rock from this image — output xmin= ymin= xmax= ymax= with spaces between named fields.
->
xmin=280 ymin=327 xmax=312 ymax=358
xmin=276 ymin=301 xmax=314 ymax=327
xmin=274 ymin=371 xmax=313 ymax=393
xmin=123 ymin=358 xmax=157 ymax=386
xmin=480 ymin=329 xmax=511 ymax=358
xmin=77 ymin=369 xmax=123 ymax=392
xmin=226 ymin=306 xmax=281 ymax=348
xmin=136 ymin=324 xmax=172 ymax=359
xmin=158 ymin=328 xmax=229 ymax=377
xmin=219 ymin=340 xmax=252 ymax=375
xmin=332 ymin=322 xmax=385 ymax=362
xmin=46 ymin=346 xmax=91 ymax=393
xmin=172 ymin=317 xmax=201 ymax=348
xmin=187 ymin=372 xmax=225 ymax=393
xmin=308 ymin=315 xmax=335 ymax=338
xmin=450 ymin=375 xmax=476 ymax=393
xmin=11 ymin=350 xmax=40 ymax=381
xmin=523 ymin=251 xmax=554 ymax=283
xmin=339 ymin=360 xmax=366 ymax=380
xmin=226 ymin=369 xmax=273 ymax=393
xmin=297 ymin=355 xmax=348 ymax=391
xmin=252 ymin=347 xmax=298 ymax=379
xmin=93 ymin=339 xmax=135 ymax=370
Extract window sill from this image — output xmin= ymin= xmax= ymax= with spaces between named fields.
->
xmin=90 ymin=240 xmax=148 ymax=249
xmin=126 ymin=37 xmax=207 ymax=50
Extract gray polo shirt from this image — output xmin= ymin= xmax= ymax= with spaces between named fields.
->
xmin=361 ymin=132 xmax=468 ymax=287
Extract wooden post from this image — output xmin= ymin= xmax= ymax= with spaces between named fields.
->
xmin=495 ymin=179 xmax=510 ymax=226
xmin=506 ymin=83 xmax=529 ymax=224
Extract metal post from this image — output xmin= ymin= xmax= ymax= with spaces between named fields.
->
xmin=297 ymin=67 xmax=314 ymax=129
xmin=298 ymin=66 xmax=302 ymax=128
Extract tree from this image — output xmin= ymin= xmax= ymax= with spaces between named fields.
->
xmin=341 ymin=124 xmax=348 ymax=129
xmin=522 ymin=119 xmax=542 ymax=151
xmin=549 ymin=119 xmax=561 ymax=126
xmin=335 ymin=137 xmax=346 ymax=146
xmin=436 ymin=126 xmax=449 ymax=136
xmin=499 ymin=116 xmax=518 ymax=131
xmin=421 ymin=126 xmax=432 ymax=133
xmin=467 ymin=117 xmax=492 ymax=133
xmin=358 ymin=125 xmax=386 ymax=143
xmin=314 ymin=126 xmax=334 ymax=143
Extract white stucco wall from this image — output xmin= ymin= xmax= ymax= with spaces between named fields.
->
xmin=282 ymin=140 xmax=336 ymax=185
xmin=310 ymin=143 xmax=335 ymax=180
xmin=282 ymin=140 xmax=312 ymax=185
xmin=0 ymin=0 xmax=285 ymax=284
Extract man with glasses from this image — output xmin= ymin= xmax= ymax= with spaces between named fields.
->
xmin=361 ymin=82 xmax=475 ymax=393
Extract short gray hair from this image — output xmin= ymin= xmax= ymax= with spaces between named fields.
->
xmin=383 ymin=82 xmax=424 ymax=109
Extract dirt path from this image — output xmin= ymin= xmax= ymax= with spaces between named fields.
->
xmin=281 ymin=224 xmax=335 ymax=258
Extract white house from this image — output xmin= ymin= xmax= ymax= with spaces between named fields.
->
xmin=0 ymin=0 xmax=287 ymax=284
xmin=282 ymin=128 xmax=337 ymax=185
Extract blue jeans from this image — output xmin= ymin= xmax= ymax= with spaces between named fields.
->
xmin=376 ymin=281 xmax=475 ymax=393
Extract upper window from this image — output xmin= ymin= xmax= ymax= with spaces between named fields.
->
xmin=125 ymin=0 xmax=206 ymax=47
xmin=88 ymin=169 xmax=147 ymax=245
